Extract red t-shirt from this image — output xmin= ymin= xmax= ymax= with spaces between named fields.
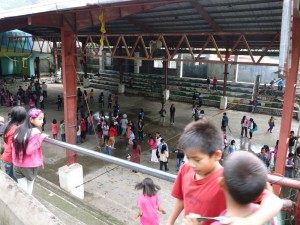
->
xmin=80 ymin=120 xmax=87 ymax=132
xmin=172 ymin=164 xmax=268 ymax=225
xmin=171 ymin=164 xmax=226 ymax=225
xmin=109 ymin=127 xmax=117 ymax=137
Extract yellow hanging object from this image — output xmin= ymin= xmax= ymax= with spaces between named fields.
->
xmin=99 ymin=11 xmax=106 ymax=46
xmin=100 ymin=23 xmax=106 ymax=34
xmin=100 ymin=37 xmax=104 ymax=47
xmin=99 ymin=12 xmax=104 ymax=22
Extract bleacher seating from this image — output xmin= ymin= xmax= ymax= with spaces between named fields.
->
xmin=89 ymin=70 xmax=297 ymax=118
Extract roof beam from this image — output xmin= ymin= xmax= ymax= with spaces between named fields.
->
xmin=126 ymin=16 xmax=154 ymax=33
xmin=190 ymin=0 xmax=223 ymax=33
xmin=202 ymin=0 xmax=282 ymax=8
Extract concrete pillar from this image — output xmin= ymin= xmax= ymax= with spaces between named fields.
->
xmin=220 ymin=96 xmax=228 ymax=110
xmin=118 ymin=83 xmax=125 ymax=93
xmin=59 ymin=163 xmax=84 ymax=199
xmin=234 ymin=55 xmax=239 ymax=83
xmin=134 ymin=52 xmax=140 ymax=74
xmin=163 ymin=89 xmax=170 ymax=100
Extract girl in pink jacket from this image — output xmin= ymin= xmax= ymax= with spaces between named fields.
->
xmin=12 ymin=108 xmax=47 ymax=194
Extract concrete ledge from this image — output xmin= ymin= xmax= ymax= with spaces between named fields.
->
xmin=0 ymin=170 xmax=63 ymax=225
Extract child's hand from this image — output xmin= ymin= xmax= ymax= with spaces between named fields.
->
xmin=161 ymin=209 xmax=166 ymax=214
xmin=182 ymin=213 xmax=202 ymax=225
xmin=42 ymin=133 xmax=49 ymax=138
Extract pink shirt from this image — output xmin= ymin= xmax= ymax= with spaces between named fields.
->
xmin=52 ymin=123 xmax=58 ymax=134
xmin=137 ymin=194 xmax=160 ymax=225
xmin=148 ymin=139 xmax=157 ymax=150
xmin=12 ymin=128 xmax=44 ymax=168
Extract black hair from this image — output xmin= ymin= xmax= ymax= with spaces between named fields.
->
xmin=178 ymin=119 xmax=223 ymax=156
xmin=135 ymin=177 xmax=160 ymax=197
xmin=288 ymin=153 xmax=294 ymax=158
xmin=52 ymin=119 xmax=57 ymax=124
xmin=241 ymin=116 xmax=246 ymax=123
xmin=13 ymin=108 xmax=43 ymax=160
xmin=133 ymin=139 xmax=137 ymax=149
xmin=161 ymin=144 xmax=167 ymax=154
xmin=60 ymin=120 xmax=64 ymax=124
xmin=3 ymin=106 xmax=27 ymax=143
xmin=223 ymin=151 xmax=267 ymax=205
xmin=230 ymin=140 xmax=235 ymax=145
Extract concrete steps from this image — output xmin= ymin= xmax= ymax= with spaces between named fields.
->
xmin=33 ymin=176 xmax=124 ymax=225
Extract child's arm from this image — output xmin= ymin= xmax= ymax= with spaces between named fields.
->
xmin=166 ymin=199 xmax=184 ymax=225
xmin=221 ymin=188 xmax=282 ymax=225
xmin=158 ymin=205 xmax=166 ymax=214
xmin=136 ymin=207 xmax=142 ymax=219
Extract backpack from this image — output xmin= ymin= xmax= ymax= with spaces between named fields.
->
xmin=253 ymin=122 xmax=258 ymax=131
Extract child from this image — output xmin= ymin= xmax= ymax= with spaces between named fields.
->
xmin=131 ymin=139 xmax=142 ymax=173
xmin=135 ymin=178 xmax=166 ymax=225
xmin=267 ymin=116 xmax=275 ymax=133
xmin=52 ymin=119 xmax=58 ymax=139
xmin=104 ymin=138 xmax=113 ymax=156
xmin=12 ymin=108 xmax=47 ymax=194
xmin=59 ymin=120 xmax=66 ymax=142
xmin=148 ymin=134 xmax=158 ymax=163
xmin=227 ymin=140 xmax=236 ymax=154
xmin=80 ymin=118 xmax=87 ymax=143
xmin=208 ymin=151 xmax=277 ymax=225
xmin=76 ymin=121 xmax=81 ymax=144
xmin=172 ymin=148 xmax=185 ymax=172
xmin=159 ymin=144 xmax=169 ymax=171
xmin=89 ymin=89 xmax=94 ymax=103
xmin=96 ymin=119 xmax=104 ymax=148
xmin=57 ymin=95 xmax=62 ymax=111
xmin=2 ymin=106 xmax=27 ymax=182
xmin=288 ymin=131 xmax=297 ymax=153
xmin=285 ymin=153 xmax=294 ymax=178
xmin=257 ymin=147 xmax=268 ymax=167
xmin=167 ymin=120 xmax=282 ymax=225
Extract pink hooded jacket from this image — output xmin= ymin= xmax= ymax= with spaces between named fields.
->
xmin=12 ymin=128 xmax=45 ymax=168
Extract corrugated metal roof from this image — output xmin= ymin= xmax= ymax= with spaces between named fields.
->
xmin=0 ymin=0 xmax=284 ymax=55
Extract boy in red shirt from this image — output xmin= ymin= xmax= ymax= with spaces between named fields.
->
xmin=167 ymin=120 xmax=282 ymax=225
xmin=192 ymin=151 xmax=278 ymax=225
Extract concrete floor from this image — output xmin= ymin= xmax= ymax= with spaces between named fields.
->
xmin=0 ymin=82 xmax=298 ymax=224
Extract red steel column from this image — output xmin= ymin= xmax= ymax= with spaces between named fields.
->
xmin=61 ymin=22 xmax=77 ymax=165
xmin=274 ymin=18 xmax=300 ymax=195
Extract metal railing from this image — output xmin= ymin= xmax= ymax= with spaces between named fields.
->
xmin=44 ymin=137 xmax=300 ymax=224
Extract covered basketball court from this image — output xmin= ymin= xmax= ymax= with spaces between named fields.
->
xmin=0 ymin=0 xmax=300 ymax=197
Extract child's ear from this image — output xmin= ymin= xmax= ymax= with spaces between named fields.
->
xmin=214 ymin=150 xmax=223 ymax=161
